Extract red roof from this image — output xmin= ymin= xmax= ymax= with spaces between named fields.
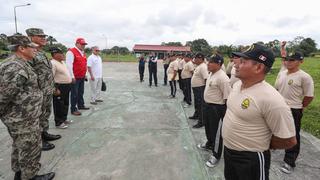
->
xmin=133 ymin=44 xmax=191 ymax=52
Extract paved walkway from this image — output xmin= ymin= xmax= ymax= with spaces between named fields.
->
xmin=0 ymin=62 xmax=319 ymax=180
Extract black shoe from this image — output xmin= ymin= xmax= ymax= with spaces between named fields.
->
xmin=42 ymin=132 xmax=61 ymax=141
xmin=163 ymin=84 xmax=167 ymax=86
xmin=14 ymin=171 xmax=21 ymax=180
xmin=78 ymin=106 xmax=90 ymax=110
xmin=155 ymin=84 xmax=158 ymax=87
xmin=188 ymin=116 xmax=198 ymax=120
xmin=193 ymin=123 xmax=204 ymax=128
xmin=42 ymin=141 xmax=55 ymax=151
xmin=30 ymin=172 xmax=55 ymax=180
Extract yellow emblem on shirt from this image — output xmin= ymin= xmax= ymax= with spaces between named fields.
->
xmin=288 ymin=79 xmax=293 ymax=85
xmin=241 ymin=98 xmax=250 ymax=109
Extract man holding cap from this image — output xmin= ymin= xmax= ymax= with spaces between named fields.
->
xmin=222 ymin=43 xmax=297 ymax=180
xmin=66 ymin=38 xmax=90 ymax=116
xmin=199 ymin=54 xmax=231 ymax=168
xmin=51 ymin=47 xmax=72 ymax=129
xmin=26 ymin=28 xmax=61 ymax=151
xmin=275 ymin=51 xmax=314 ymax=174
xmin=190 ymin=52 xmax=208 ymax=128
xmin=0 ymin=34 xmax=55 ymax=180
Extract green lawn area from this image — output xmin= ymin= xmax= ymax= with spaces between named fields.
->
xmin=265 ymin=58 xmax=320 ymax=138
xmin=101 ymin=54 xmax=136 ymax=62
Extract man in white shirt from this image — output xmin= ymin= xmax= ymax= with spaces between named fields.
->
xmin=87 ymin=46 xmax=103 ymax=105
xmin=222 ymin=43 xmax=296 ymax=180
xmin=275 ymin=51 xmax=314 ymax=174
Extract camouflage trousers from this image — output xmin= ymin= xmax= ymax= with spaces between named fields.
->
xmin=9 ymin=130 xmax=42 ymax=180
xmin=40 ymin=94 xmax=52 ymax=132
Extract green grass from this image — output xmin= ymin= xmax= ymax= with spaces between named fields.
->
xmin=263 ymin=58 xmax=320 ymax=138
xmin=101 ymin=54 xmax=136 ymax=62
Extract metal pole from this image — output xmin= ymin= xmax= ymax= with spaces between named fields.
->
xmin=13 ymin=3 xmax=31 ymax=34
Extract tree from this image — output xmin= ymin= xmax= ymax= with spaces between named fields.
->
xmin=188 ymin=39 xmax=212 ymax=56
xmin=161 ymin=42 xmax=183 ymax=46
xmin=0 ymin=33 xmax=8 ymax=51
xmin=298 ymin=38 xmax=317 ymax=56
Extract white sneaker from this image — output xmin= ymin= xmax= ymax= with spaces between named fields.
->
xmin=56 ymin=123 xmax=68 ymax=129
xmin=280 ymin=163 xmax=294 ymax=174
xmin=183 ymin=104 xmax=191 ymax=108
xmin=205 ymin=155 xmax=218 ymax=168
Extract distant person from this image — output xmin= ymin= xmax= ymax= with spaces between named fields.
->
xmin=51 ymin=47 xmax=72 ymax=129
xmin=167 ymin=54 xmax=179 ymax=98
xmin=26 ymin=28 xmax=60 ymax=151
xmin=181 ymin=53 xmax=194 ymax=107
xmin=225 ymin=56 xmax=234 ymax=78
xmin=148 ymin=52 xmax=158 ymax=87
xmin=199 ymin=54 xmax=231 ymax=168
xmin=163 ymin=55 xmax=170 ymax=85
xmin=189 ymin=53 xmax=208 ymax=128
xmin=177 ymin=53 xmax=185 ymax=90
xmin=222 ymin=44 xmax=297 ymax=180
xmin=229 ymin=53 xmax=241 ymax=88
xmin=66 ymin=38 xmax=90 ymax=116
xmin=0 ymin=34 xmax=55 ymax=180
xmin=138 ymin=54 xmax=146 ymax=82
xmin=87 ymin=46 xmax=103 ymax=105
xmin=275 ymin=52 xmax=314 ymax=174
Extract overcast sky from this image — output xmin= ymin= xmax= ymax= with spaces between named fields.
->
xmin=1 ymin=0 xmax=319 ymax=49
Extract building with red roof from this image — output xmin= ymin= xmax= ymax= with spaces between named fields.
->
xmin=133 ymin=44 xmax=191 ymax=59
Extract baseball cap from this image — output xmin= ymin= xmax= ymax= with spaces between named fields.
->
xmin=49 ymin=47 xmax=63 ymax=54
xmin=194 ymin=52 xmax=205 ymax=60
xmin=7 ymin=34 xmax=38 ymax=49
xmin=232 ymin=43 xmax=275 ymax=68
xmin=229 ymin=52 xmax=241 ymax=58
xmin=76 ymin=38 xmax=87 ymax=45
xmin=285 ymin=52 xmax=304 ymax=61
xmin=208 ymin=54 xmax=224 ymax=65
xmin=25 ymin=28 xmax=47 ymax=36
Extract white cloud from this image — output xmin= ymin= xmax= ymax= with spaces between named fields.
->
xmin=1 ymin=0 xmax=319 ymax=49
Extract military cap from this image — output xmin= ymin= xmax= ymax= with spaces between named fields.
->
xmin=185 ymin=53 xmax=193 ymax=58
xmin=285 ymin=51 xmax=304 ymax=61
xmin=194 ymin=52 xmax=205 ymax=60
xmin=49 ymin=47 xmax=63 ymax=54
xmin=232 ymin=43 xmax=275 ymax=68
xmin=208 ymin=54 xmax=224 ymax=65
xmin=7 ymin=34 xmax=38 ymax=49
xmin=26 ymin=28 xmax=47 ymax=36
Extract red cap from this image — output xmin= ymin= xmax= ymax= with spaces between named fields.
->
xmin=76 ymin=38 xmax=87 ymax=45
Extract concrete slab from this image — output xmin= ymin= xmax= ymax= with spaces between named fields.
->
xmin=0 ymin=62 xmax=319 ymax=180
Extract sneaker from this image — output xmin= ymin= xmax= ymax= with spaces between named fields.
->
xmin=280 ymin=163 xmax=294 ymax=174
xmin=206 ymin=155 xmax=218 ymax=168
xmin=183 ymin=104 xmax=191 ymax=108
xmin=65 ymin=120 xmax=73 ymax=124
xmin=168 ymin=95 xmax=175 ymax=99
xmin=90 ymin=102 xmax=98 ymax=105
xmin=95 ymin=99 xmax=103 ymax=102
xmin=197 ymin=142 xmax=213 ymax=151
xmin=56 ymin=123 xmax=68 ymax=129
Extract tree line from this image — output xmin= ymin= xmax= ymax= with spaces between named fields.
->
xmin=0 ymin=33 xmax=318 ymax=57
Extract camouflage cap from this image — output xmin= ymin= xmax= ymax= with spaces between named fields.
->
xmin=7 ymin=35 xmax=38 ymax=49
xmin=49 ymin=47 xmax=63 ymax=54
xmin=25 ymin=28 xmax=47 ymax=36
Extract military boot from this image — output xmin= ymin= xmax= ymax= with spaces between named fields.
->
xmin=42 ymin=132 xmax=61 ymax=141
xmin=42 ymin=141 xmax=55 ymax=151
xmin=29 ymin=172 xmax=55 ymax=180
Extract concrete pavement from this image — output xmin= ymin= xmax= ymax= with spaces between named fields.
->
xmin=0 ymin=62 xmax=319 ymax=180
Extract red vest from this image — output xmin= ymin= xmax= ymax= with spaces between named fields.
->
xmin=69 ymin=48 xmax=87 ymax=78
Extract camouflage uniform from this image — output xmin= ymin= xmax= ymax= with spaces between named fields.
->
xmin=26 ymin=28 xmax=55 ymax=133
xmin=0 ymin=34 xmax=43 ymax=180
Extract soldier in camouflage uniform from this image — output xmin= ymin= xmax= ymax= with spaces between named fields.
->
xmin=26 ymin=28 xmax=61 ymax=151
xmin=0 ymin=35 xmax=55 ymax=180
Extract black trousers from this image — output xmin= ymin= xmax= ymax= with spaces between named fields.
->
xmin=192 ymin=86 xmax=205 ymax=124
xmin=169 ymin=80 xmax=177 ymax=97
xmin=148 ymin=64 xmax=157 ymax=86
xmin=182 ymin=78 xmax=192 ymax=105
xmin=284 ymin=108 xmax=303 ymax=167
xmin=163 ymin=64 xmax=169 ymax=85
xmin=203 ymin=103 xmax=226 ymax=159
xmin=224 ymin=146 xmax=271 ymax=180
xmin=178 ymin=69 xmax=183 ymax=90
xmin=53 ymin=83 xmax=71 ymax=126
xmin=139 ymin=65 xmax=145 ymax=81
xmin=70 ymin=78 xmax=85 ymax=112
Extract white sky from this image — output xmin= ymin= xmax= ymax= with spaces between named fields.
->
xmin=1 ymin=0 xmax=319 ymax=49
